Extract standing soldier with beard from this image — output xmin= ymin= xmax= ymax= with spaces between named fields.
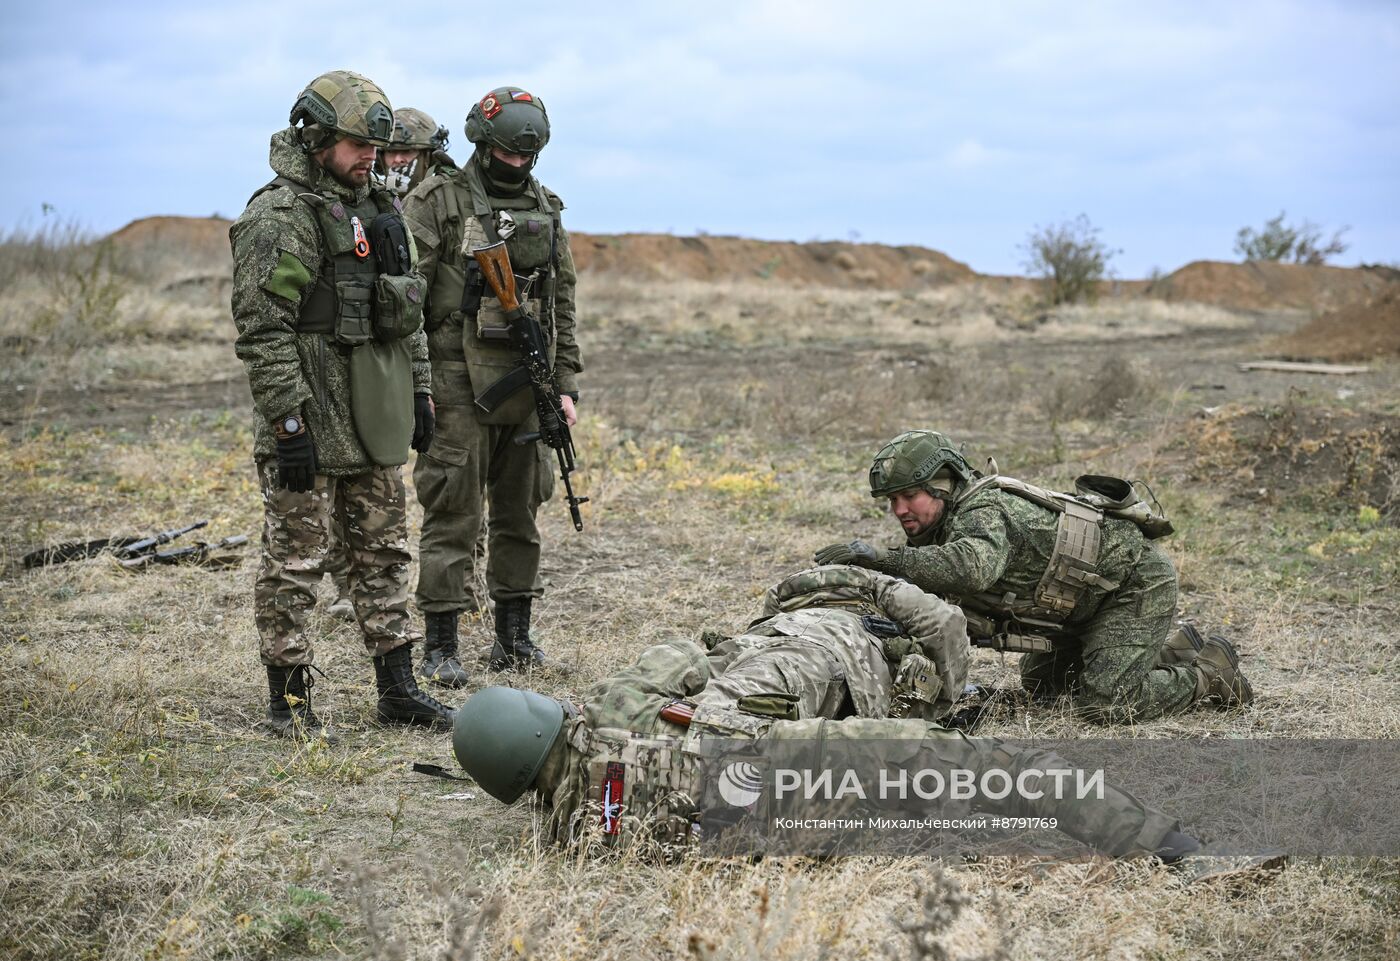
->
xmin=230 ymin=70 xmax=455 ymax=736
xmin=316 ymin=106 xmax=459 ymax=623
xmin=403 ymin=86 xmax=583 ymax=684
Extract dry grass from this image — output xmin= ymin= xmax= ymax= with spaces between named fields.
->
xmin=2 ymin=234 xmax=1399 ymax=960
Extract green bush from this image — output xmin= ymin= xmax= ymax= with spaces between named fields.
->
xmin=1021 ymin=214 xmax=1117 ymax=305
xmin=1234 ymin=211 xmax=1349 ymax=265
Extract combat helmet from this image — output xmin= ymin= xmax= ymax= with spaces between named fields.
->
xmin=465 ymin=86 xmax=550 ymax=155
xmin=289 ymin=70 xmax=394 ymax=151
xmin=452 ymin=686 xmax=565 ymax=804
xmin=465 ymin=86 xmax=549 ymax=191
xmin=390 ymin=107 xmax=449 ymax=152
xmin=869 ymin=430 xmax=976 ymax=500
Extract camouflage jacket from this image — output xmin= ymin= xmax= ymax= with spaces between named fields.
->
xmin=545 ymin=567 xmax=969 ymax=844
xmin=402 ymin=164 xmax=581 ymax=396
xmin=873 ymin=482 xmax=1152 ymax=627
xmin=229 ymin=128 xmax=431 ymax=473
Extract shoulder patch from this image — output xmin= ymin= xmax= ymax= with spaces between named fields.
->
xmin=262 ymin=249 xmax=314 ymax=303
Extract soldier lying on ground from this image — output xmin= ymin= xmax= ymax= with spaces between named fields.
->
xmin=817 ymin=430 xmax=1253 ymax=724
xmin=451 ymin=566 xmax=1283 ymax=881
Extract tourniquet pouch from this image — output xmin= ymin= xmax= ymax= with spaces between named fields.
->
xmin=335 ymin=281 xmax=373 ymax=346
xmin=350 ymin=339 xmax=414 ymax=466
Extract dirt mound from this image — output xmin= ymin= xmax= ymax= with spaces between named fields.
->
xmin=1187 ymin=403 xmax=1400 ymax=514
xmin=571 ymin=232 xmax=975 ymax=288
xmin=1147 ymin=259 xmax=1394 ymax=312
xmin=109 ymin=215 xmax=233 ymax=261
xmin=1268 ymin=285 xmax=1400 ymax=361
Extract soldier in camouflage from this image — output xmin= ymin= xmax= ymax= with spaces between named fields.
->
xmin=403 ymin=85 xmax=584 ymax=684
xmin=451 ymin=566 xmax=1278 ymax=879
xmin=815 ymin=430 xmax=1254 ymax=724
xmin=230 ymin=69 xmax=455 ymax=736
xmin=377 ymin=107 xmax=454 ymax=197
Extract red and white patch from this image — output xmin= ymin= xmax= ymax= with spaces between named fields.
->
xmin=480 ymin=94 xmax=502 ymax=119
xmin=600 ymin=762 xmax=625 ymax=835
xmin=510 ymin=90 xmax=533 ymax=102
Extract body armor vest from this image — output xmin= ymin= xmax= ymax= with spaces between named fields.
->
xmin=424 ymin=162 xmax=560 ymax=342
xmin=952 ymin=474 xmax=1122 ymax=626
xmin=253 ymin=175 xmax=401 ymax=339
xmin=549 ymin=704 xmax=772 ymax=850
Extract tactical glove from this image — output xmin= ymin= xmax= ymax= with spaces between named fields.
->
xmin=813 ymin=540 xmax=882 ymax=568
xmin=412 ymin=393 xmax=435 ymax=453
xmin=275 ymin=428 xmax=316 ymax=493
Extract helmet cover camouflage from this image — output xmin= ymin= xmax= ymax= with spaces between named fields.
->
xmin=290 ymin=70 xmax=394 ymax=148
xmin=465 ymin=86 xmax=550 ymax=155
xmin=869 ymin=430 xmax=975 ymax=499
xmin=391 ymin=107 xmax=449 ymax=151
xmin=452 ymin=686 xmax=564 ymax=804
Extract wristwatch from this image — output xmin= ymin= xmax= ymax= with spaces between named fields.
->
xmin=275 ymin=414 xmax=305 ymax=438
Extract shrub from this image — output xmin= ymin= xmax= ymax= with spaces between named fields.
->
xmin=1021 ymin=214 xmax=1117 ymax=305
xmin=1234 ymin=211 xmax=1349 ymax=265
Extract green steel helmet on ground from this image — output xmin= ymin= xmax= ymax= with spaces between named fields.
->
xmin=452 ymin=686 xmax=564 ymax=804
xmin=289 ymin=70 xmax=394 ymax=150
xmin=869 ymin=430 xmax=975 ymax=499
xmin=391 ymin=107 xmax=449 ymax=151
xmin=465 ymin=86 xmax=550 ymax=154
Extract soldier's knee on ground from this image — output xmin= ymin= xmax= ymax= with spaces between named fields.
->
xmin=1020 ymin=652 xmax=1077 ymax=701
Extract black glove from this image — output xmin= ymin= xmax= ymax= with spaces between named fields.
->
xmin=813 ymin=540 xmax=881 ymax=568
xmin=412 ymin=393 xmax=435 ymax=453
xmin=275 ymin=428 xmax=316 ymax=493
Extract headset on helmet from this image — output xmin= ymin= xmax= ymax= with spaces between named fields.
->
xmin=289 ymin=69 xmax=394 ymax=152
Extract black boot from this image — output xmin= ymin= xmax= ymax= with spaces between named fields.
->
xmin=489 ymin=597 xmax=550 ymax=672
xmin=265 ymin=663 xmax=327 ymax=738
xmin=420 ymin=611 xmax=469 ymax=688
xmin=374 ymin=644 xmax=455 ymax=728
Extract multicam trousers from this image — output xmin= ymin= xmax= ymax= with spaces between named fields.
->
xmin=254 ymin=461 xmax=420 ymax=665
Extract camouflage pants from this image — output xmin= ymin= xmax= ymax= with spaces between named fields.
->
xmin=1020 ymin=541 xmax=1197 ymax=723
xmin=414 ymin=397 xmax=554 ymax=613
xmin=767 ymin=718 xmax=1180 ymax=857
xmin=690 ymin=642 xmax=1177 ymax=856
xmin=254 ymin=461 xmax=420 ymax=665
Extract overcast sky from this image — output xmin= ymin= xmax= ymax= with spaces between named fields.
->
xmin=3 ymin=0 xmax=1397 ymax=276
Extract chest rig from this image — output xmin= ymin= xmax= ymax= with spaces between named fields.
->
xmin=432 ymin=163 xmax=561 ymax=342
xmin=254 ymin=175 xmax=402 ymax=341
xmin=953 ymin=474 xmax=1122 ymax=625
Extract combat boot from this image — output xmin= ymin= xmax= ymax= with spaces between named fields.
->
xmin=373 ymin=644 xmax=455 ymax=728
xmin=420 ymin=610 xmax=470 ymax=688
xmin=1192 ymin=634 xmax=1254 ymax=708
xmin=265 ymin=663 xmax=329 ymax=739
xmin=1158 ymin=622 xmax=1206 ymax=667
xmin=489 ymin=597 xmax=550 ymax=672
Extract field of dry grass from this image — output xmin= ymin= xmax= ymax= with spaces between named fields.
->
xmin=1 ymin=230 xmax=1398 ymax=960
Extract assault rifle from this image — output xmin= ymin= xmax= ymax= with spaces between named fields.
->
xmin=470 ymin=240 xmax=589 ymax=531
xmin=119 ymin=535 xmax=250 ymax=570
xmin=961 ymin=606 xmax=1064 ymax=655
xmin=23 ymin=520 xmax=209 ymax=569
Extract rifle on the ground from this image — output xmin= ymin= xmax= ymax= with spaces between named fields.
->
xmin=470 ymin=240 xmax=589 ymax=531
xmin=119 ymin=534 xmax=250 ymax=570
xmin=23 ymin=520 xmax=209 ymax=569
